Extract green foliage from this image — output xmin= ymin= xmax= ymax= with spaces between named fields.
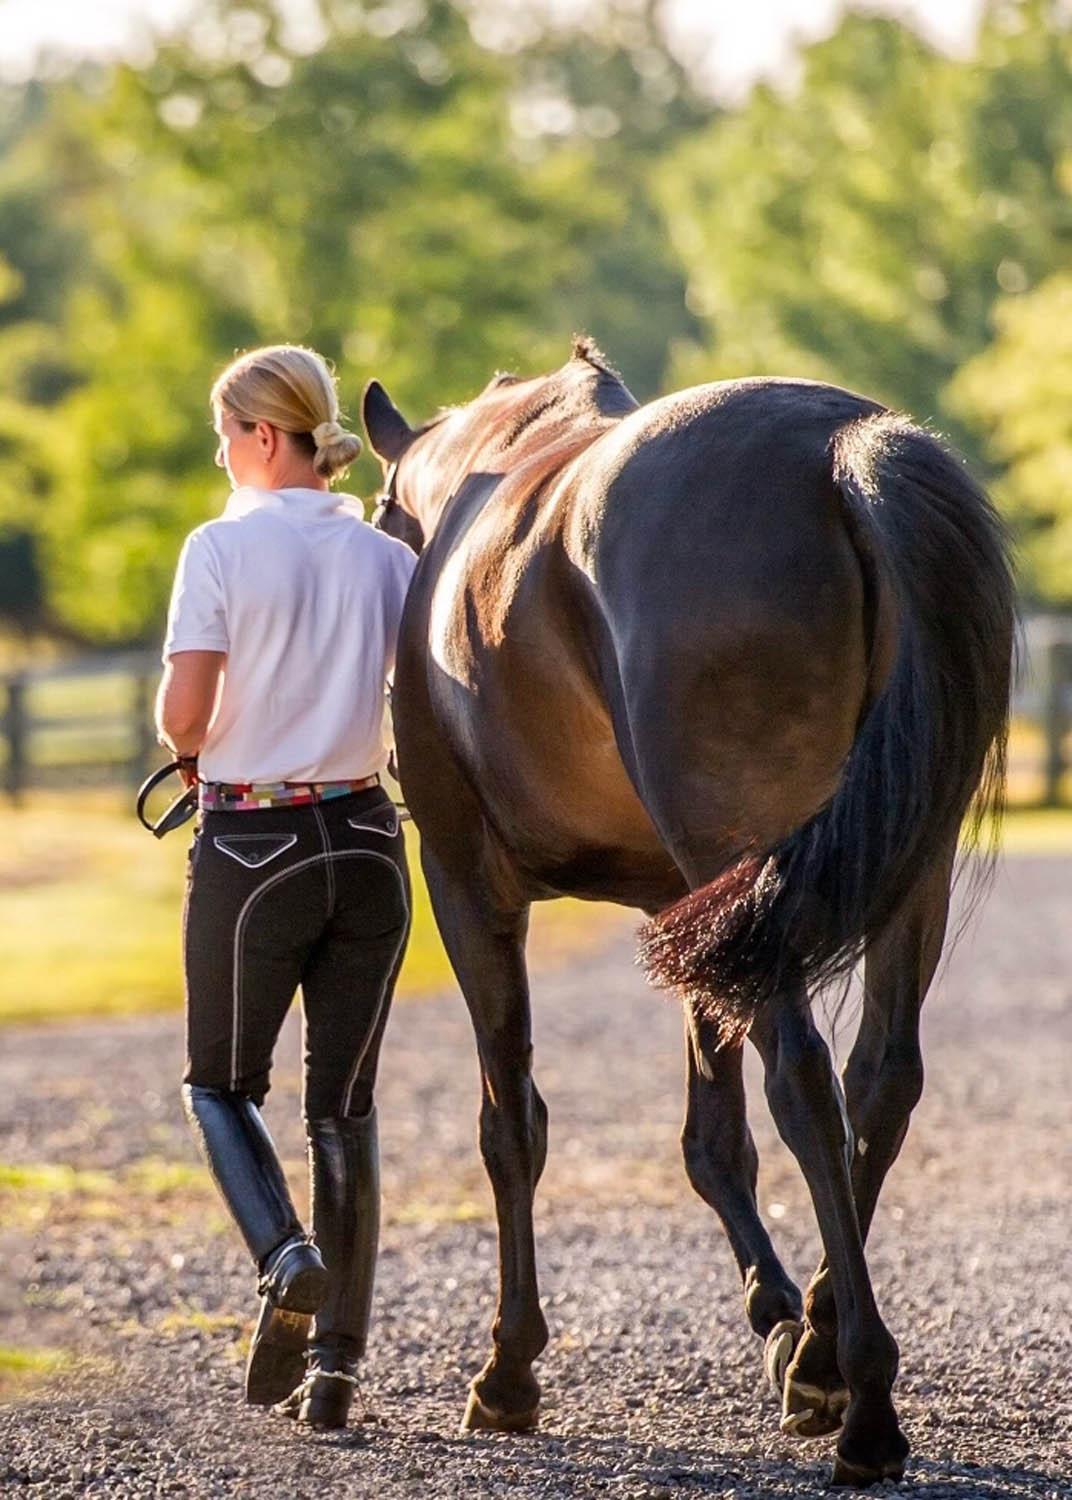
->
xmin=2 ymin=0 xmax=1072 ymax=629
xmin=657 ymin=3 xmax=1072 ymax=439
xmin=950 ymin=273 xmax=1072 ymax=605
xmin=0 ymin=0 xmax=700 ymax=640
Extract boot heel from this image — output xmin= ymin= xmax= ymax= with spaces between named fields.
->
xmin=247 ymin=1239 xmax=329 ymax=1404
xmin=259 ymin=1237 xmax=329 ymax=1313
xmin=299 ymin=1369 xmax=359 ymax=1428
xmin=245 ymin=1305 xmax=312 ymax=1406
xmin=276 ymin=1259 xmax=329 ymax=1314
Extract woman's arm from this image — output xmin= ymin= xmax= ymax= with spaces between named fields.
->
xmin=156 ymin=650 xmax=226 ymax=759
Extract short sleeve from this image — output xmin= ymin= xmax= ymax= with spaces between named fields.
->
xmin=162 ymin=527 xmax=229 ymax=661
xmin=381 ymin=539 xmax=417 ymax=681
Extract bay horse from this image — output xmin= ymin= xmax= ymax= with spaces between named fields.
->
xmin=362 ymin=339 xmax=1013 ymax=1487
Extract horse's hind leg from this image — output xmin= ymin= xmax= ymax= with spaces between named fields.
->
xmin=782 ymin=848 xmax=956 ymax=1457
xmin=421 ymin=847 xmax=548 ymax=1434
xmin=750 ymin=978 xmax=909 ymax=1487
xmin=682 ymin=1008 xmax=802 ymax=1349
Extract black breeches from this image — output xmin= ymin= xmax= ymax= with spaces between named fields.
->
xmin=182 ymin=788 xmax=410 ymax=1119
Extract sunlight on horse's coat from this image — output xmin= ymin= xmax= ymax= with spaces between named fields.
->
xmin=428 ymin=541 xmax=474 ymax=688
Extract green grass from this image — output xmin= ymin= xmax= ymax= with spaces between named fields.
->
xmin=0 ymin=792 xmax=621 ymax=1027
xmin=0 ymin=1345 xmax=69 ymax=1374
xmin=156 ymin=1308 xmax=245 ymax=1338
xmin=0 ymin=785 xmax=1068 ymax=1029
xmin=982 ymin=804 xmax=1072 ymax=853
xmin=0 ymin=1153 xmax=229 ymax=1237
xmin=0 ymin=1162 xmax=114 ymax=1195
xmin=0 ymin=1344 xmax=73 ymax=1399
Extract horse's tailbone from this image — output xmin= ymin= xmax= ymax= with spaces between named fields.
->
xmin=638 ymin=412 xmax=1015 ymax=1042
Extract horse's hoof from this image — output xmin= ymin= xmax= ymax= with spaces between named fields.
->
xmin=830 ymin=1451 xmax=906 ymax=1488
xmin=831 ymin=1407 xmax=910 ymax=1487
xmin=773 ymin=1323 xmax=849 ymax=1440
xmin=780 ymin=1379 xmax=850 ymax=1439
xmin=459 ymin=1386 xmax=539 ymax=1434
xmin=764 ymin=1319 xmax=803 ymax=1396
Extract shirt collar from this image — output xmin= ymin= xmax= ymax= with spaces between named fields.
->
xmin=222 ymin=486 xmax=365 ymax=521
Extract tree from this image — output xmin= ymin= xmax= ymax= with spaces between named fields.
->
xmin=655 ymin=1 xmax=1072 ymax=448
xmin=950 ymin=273 xmax=1072 ymax=606
xmin=0 ymin=0 xmax=703 ymax=642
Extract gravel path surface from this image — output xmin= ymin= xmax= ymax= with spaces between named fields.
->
xmin=0 ymin=855 xmax=1068 ymax=1498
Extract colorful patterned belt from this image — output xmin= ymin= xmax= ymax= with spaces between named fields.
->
xmin=199 ymin=774 xmax=379 ymax=812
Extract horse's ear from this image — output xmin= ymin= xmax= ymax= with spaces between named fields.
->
xmin=362 ymin=380 xmax=414 ymax=462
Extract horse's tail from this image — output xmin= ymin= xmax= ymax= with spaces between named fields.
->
xmin=638 ymin=411 xmax=1015 ymax=1044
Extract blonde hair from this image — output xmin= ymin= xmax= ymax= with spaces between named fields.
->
xmin=211 ymin=344 xmax=362 ymax=480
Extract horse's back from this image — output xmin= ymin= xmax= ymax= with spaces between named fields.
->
xmin=565 ymin=377 xmax=880 ymax=588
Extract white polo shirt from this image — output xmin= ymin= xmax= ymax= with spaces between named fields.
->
xmin=163 ymin=486 xmax=417 ymax=784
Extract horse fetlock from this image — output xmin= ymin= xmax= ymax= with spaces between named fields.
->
xmin=489 ymin=1308 xmax=549 ymax=1368
xmin=837 ymin=1322 xmax=899 ymax=1396
xmin=802 ymin=1269 xmax=837 ymax=1337
xmin=745 ymin=1264 xmax=802 ymax=1339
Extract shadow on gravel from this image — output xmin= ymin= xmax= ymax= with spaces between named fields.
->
xmin=434 ymin=1433 xmax=1069 ymax=1498
xmin=397 ymin=1431 xmax=835 ymax=1497
xmin=907 ymin=1458 xmax=1069 ymax=1499
xmin=368 ymin=1430 xmax=1069 ymax=1498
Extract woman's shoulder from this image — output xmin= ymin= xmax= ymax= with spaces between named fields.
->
xmin=181 ymin=488 xmax=271 ymax=542
xmin=335 ymin=498 xmax=417 ymax=570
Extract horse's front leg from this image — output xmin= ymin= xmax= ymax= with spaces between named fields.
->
xmin=422 ymin=848 xmax=548 ymax=1433
xmin=750 ymin=983 xmax=908 ymax=1488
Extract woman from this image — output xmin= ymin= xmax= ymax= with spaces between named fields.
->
xmin=155 ymin=344 xmax=416 ymax=1429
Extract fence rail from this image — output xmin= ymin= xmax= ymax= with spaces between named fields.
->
xmin=2 ymin=619 xmax=1071 ymax=805
xmin=1025 ymin=617 xmax=1072 ymax=806
xmin=1 ymin=650 xmax=161 ymax=799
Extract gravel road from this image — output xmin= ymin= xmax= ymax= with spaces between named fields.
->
xmin=0 ymin=855 xmax=1068 ymax=1499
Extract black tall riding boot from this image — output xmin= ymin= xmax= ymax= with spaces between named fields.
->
xmin=276 ymin=1108 xmax=380 ymax=1428
xmin=181 ymin=1085 xmax=328 ymax=1404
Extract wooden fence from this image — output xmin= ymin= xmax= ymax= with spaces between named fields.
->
xmin=1 ymin=650 xmax=161 ymax=800
xmin=1027 ymin=616 xmax=1072 ymax=806
xmin=2 ymin=619 xmax=1071 ymax=804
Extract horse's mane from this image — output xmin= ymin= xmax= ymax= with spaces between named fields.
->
xmin=488 ymin=337 xmax=623 ymax=388
xmin=570 ymin=334 xmax=623 ymax=381
xmin=469 ymin=339 xmax=636 ymax=453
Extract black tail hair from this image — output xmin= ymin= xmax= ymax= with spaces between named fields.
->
xmin=638 ymin=413 xmax=1014 ymax=1044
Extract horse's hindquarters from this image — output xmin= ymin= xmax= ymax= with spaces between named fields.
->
xmin=586 ymin=444 xmax=871 ymax=885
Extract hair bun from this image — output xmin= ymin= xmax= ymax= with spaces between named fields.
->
xmin=310 ymin=417 xmax=362 ymax=478
xmin=312 ymin=419 xmax=347 ymax=450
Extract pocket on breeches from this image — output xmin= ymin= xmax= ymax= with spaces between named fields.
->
xmin=211 ymin=833 xmax=299 ymax=869
xmin=346 ymin=802 xmax=402 ymax=840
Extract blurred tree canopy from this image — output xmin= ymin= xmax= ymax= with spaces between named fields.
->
xmin=950 ymin=272 xmax=1072 ymax=603
xmin=0 ymin=0 xmax=1070 ymax=640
